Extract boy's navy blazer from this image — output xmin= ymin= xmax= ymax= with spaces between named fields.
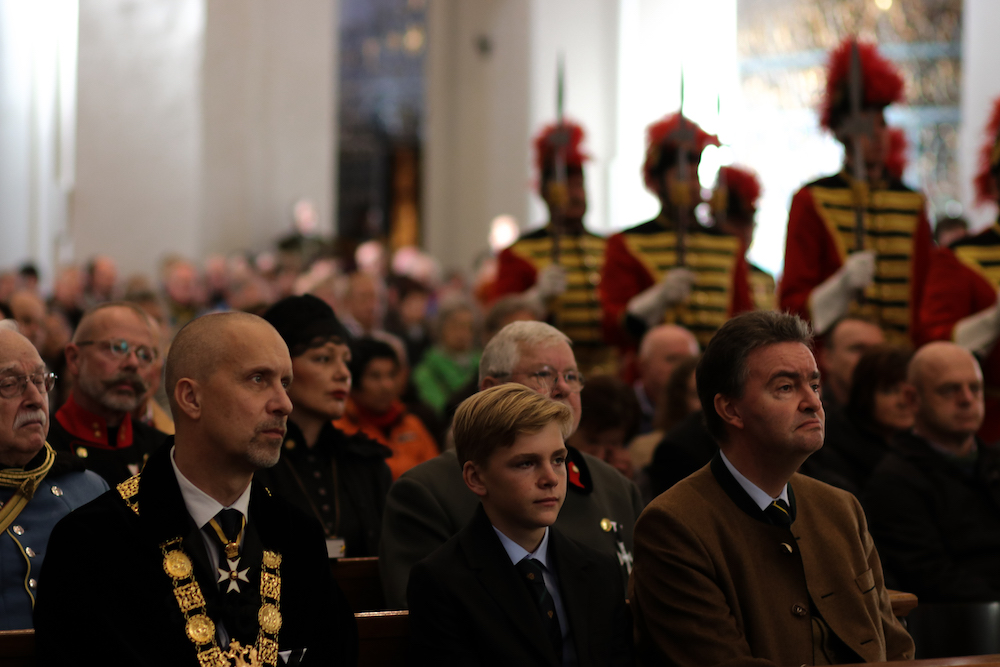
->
xmin=407 ymin=503 xmax=633 ymax=666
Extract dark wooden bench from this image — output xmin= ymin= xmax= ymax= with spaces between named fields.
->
xmin=330 ymin=556 xmax=388 ymax=612
xmin=0 ymin=613 xmax=410 ymax=667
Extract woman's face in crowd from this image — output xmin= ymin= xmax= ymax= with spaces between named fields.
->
xmin=355 ymin=357 xmax=399 ymax=414
xmin=440 ymin=309 xmax=475 ymax=354
xmin=288 ymin=341 xmax=352 ymax=421
xmin=873 ymin=382 xmax=916 ymax=434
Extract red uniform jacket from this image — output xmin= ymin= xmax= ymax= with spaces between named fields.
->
xmin=920 ymin=224 xmax=1000 ymax=443
xmin=600 ymin=218 xmax=753 ymax=349
xmin=492 ymin=226 xmax=606 ymax=348
xmin=780 ymin=173 xmax=932 ymax=345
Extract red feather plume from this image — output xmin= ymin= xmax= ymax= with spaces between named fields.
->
xmin=643 ymin=113 xmax=720 ymax=191
xmin=820 ymin=38 xmax=905 ymax=131
xmin=884 ymin=127 xmax=908 ymax=181
xmin=533 ymin=119 xmax=589 ymax=176
xmin=974 ymin=97 xmax=1000 ymax=205
xmin=720 ymin=165 xmax=762 ymax=213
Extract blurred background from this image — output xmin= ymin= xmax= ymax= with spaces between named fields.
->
xmin=0 ymin=0 xmax=994 ymax=289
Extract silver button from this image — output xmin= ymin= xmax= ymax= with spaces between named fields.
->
xmin=25 ymin=547 xmax=35 ymax=558
xmin=51 ymin=485 xmax=63 ymax=497
xmin=12 ymin=525 xmax=24 ymax=536
xmin=28 ymin=578 xmax=37 ymax=589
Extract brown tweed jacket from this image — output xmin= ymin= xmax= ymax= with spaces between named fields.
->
xmin=629 ymin=455 xmax=913 ymax=667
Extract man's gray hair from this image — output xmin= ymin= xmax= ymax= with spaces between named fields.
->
xmin=479 ymin=320 xmax=571 ymax=384
xmin=0 ymin=320 xmax=19 ymax=333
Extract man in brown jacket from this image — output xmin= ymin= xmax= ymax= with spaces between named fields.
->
xmin=629 ymin=311 xmax=913 ymax=666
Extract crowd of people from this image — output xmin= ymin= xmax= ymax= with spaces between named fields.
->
xmin=1 ymin=36 xmax=999 ymax=666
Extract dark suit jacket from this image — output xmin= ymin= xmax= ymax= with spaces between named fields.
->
xmin=630 ymin=454 xmax=913 ymax=667
xmin=407 ymin=504 xmax=632 ymax=667
xmin=380 ymin=447 xmax=644 ymax=608
xmin=34 ymin=439 xmax=358 ymax=666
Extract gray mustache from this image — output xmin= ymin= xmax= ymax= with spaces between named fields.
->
xmin=105 ymin=372 xmax=148 ymax=395
xmin=14 ymin=409 xmax=47 ymax=429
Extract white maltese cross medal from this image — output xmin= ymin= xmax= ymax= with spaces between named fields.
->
xmin=218 ymin=557 xmax=250 ymax=593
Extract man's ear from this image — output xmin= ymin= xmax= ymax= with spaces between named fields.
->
xmin=714 ymin=393 xmax=744 ymax=431
xmin=480 ymin=376 xmax=500 ymax=391
xmin=64 ymin=344 xmax=81 ymax=377
xmin=173 ymin=378 xmax=202 ymax=421
xmin=462 ymin=460 xmax=488 ymax=499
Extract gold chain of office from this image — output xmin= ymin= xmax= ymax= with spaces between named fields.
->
xmin=117 ymin=475 xmax=282 ymax=667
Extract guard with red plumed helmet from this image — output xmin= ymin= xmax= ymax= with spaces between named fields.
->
xmin=919 ymin=96 xmax=1000 ymax=443
xmin=491 ymin=119 xmax=615 ymax=375
xmin=600 ymin=112 xmax=754 ymax=351
xmin=713 ymin=165 xmax=776 ymax=311
xmin=780 ymin=38 xmax=933 ymax=346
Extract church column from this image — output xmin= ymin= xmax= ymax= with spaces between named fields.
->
xmin=959 ymin=0 xmax=1000 ymax=229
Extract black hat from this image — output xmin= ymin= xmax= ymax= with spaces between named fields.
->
xmin=262 ymin=294 xmax=353 ymax=357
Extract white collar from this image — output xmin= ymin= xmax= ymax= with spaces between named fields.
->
xmin=493 ymin=525 xmax=552 ymax=571
xmin=169 ymin=446 xmax=252 ymax=529
xmin=719 ymin=449 xmax=789 ymax=512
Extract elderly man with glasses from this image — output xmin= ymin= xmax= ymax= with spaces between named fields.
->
xmin=47 ymin=303 xmax=169 ymax=485
xmin=379 ymin=320 xmax=644 ymax=609
xmin=0 ymin=321 xmax=107 ymax=629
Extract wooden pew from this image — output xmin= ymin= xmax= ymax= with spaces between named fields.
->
xmin=888 ymin=589 xmax=919 ymax=618
xmin=357 ymin=610 xmax=409 ymax=667
xmin=330 ymin=556 xmax=388 ymax=612
xmin=844 ymin=655 xmax=1000 ymax=666
xmin=0 ymin=631 xmax=33 ymax=667
xmin=0 ymin=615 xmax=411 ymax=667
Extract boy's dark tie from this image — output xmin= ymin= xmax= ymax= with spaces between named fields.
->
xmin=516 ymin=557 xmax=563 ymax=660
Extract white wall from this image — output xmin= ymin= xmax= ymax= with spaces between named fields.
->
xmin=71 ymin=0 xmax=336 ymax=281
xmin=73 ymin=0 xmax=204 ymax=277
xmin=0 ymin=0 xmax=78 ymax=286
xmin=201 ymin=0 xmax=336 ymax=254
xmin=959 ymin=0 xmax=1000 ymax=231
xmin=424 ymin=0 xmax=533 ymax=272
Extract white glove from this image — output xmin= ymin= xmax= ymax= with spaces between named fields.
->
xmin=809 ymin=251 xmax=876 ymax=334
xmin=535 ymin=265 xmax=568 ymax=300
xmin=627 ymin=269 xmax=696 ymax=326
xmin=954 ymin=296 xmax=1000 ymax=356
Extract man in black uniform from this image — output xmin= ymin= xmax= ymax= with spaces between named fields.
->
xmin=35 ymin=312 xmax=357 ymax=666
xmin=47 ymin=302 xmax=168 ymax=485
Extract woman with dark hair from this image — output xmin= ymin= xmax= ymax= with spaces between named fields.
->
xmin=806 ymin=344 xmax=915 ymax=495
xmin=334 ymin=337 xmax=439 ymax=479
xmin=567 ymin=375 xmax=641 ymax=479
xmin=257 ymin=294 xmax=393 ymax=558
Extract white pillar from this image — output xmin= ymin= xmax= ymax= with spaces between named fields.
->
xmin=72 ymin=0 xmax=337 ymax=279
xmin=0 ymin=0 xmax=78 ymax=287
xmin=201 ymin=0 xmax=337 ymax=253
xmin=959 ymin=0 xmax=1000 ymax=230
xmin=424 ymin=0 xmax=533 ymax=275
xmin=73 ymin=0 xmax=204 ymax=277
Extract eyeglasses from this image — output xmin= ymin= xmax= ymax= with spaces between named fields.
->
xmin=0 ymin=372 xmax=58 ymax=399
xmin=509 ymin=365 xmax=584 ymax=394
xmin=76 ymin=339 xmax=158 ymax=367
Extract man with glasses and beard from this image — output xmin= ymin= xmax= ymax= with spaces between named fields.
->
xmin=47 ymin=303 xmax=169 ymax=485
xmin=0 ymin=321 xmax=106 ymax=629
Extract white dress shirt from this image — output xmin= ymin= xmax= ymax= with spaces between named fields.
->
xmin=719 ymin=449 xmax=790 ymax=511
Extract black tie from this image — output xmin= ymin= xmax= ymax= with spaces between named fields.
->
xmin=516 ymin=558 xmax=563 ymax=660
xmin=765 ymin=498 xmax=792 ymax=528
xmin=214 ymin=509 xmax=244 ymax=559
